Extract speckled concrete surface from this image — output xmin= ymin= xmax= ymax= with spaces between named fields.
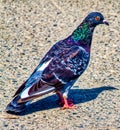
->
xmin=0 ymin=0 xmax=120 ymax=129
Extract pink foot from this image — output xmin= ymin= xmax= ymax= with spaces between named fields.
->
xmin=56 ymin=91 xmax=77 ymax=109
xmin=60 ymin=98 xmax=77 ymax=109
xmin=62 ymin=102 xmax=77 ymax=109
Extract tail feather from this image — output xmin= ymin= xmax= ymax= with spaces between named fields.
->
xmin=6 ymin=77 xmax=56 ymax=114
xmin=13 ymin=81 xmax=27 ymax=97
xmin=6 ymin=95 xmax=28 ymax=114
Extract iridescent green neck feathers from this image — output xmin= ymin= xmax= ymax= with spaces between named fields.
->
xmin=72 ymin=23 xmax=92 ymax=42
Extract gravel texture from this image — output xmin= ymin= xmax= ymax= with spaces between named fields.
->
xmin=0 ymin=0 xmax=120 ymax=130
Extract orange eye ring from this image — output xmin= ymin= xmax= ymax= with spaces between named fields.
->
xmin=95 ymin=16 xmax=100 ymax=21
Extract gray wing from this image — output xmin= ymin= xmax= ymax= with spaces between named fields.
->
xmin=41 ymin=45 xmax=90 ymax=86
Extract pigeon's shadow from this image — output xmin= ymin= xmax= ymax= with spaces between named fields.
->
xmin=20 ymin=86 xmax=117 ymax=116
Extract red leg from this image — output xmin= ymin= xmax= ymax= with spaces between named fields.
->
xmin=56 ymin=91 xmax=64 ymax=106
xmin=56 ymin=91 xmax=77 ymax=109
xmin=62 ymin=96 xmax=77 ymax=109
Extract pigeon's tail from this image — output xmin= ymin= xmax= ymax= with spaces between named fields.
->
xmin=6 ymin=95 xmax=29 ymax=114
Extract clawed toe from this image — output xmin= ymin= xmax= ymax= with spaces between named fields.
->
xmin=62 ymin=104 xmax=77 ymax=109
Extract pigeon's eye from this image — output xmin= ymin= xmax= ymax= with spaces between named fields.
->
xmin=95 ymin=16 xmax=100 ymax=21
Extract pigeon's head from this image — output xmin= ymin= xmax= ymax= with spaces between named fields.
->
xmin=84 ymin=12 xmax=109 ymax=27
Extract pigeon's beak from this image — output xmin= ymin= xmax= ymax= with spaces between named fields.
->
xmin=103 ymin=20 xmax=109 ymax=26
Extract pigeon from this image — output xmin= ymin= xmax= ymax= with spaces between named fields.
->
xmin=6 ymin=12 xmax=109 ymax=114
